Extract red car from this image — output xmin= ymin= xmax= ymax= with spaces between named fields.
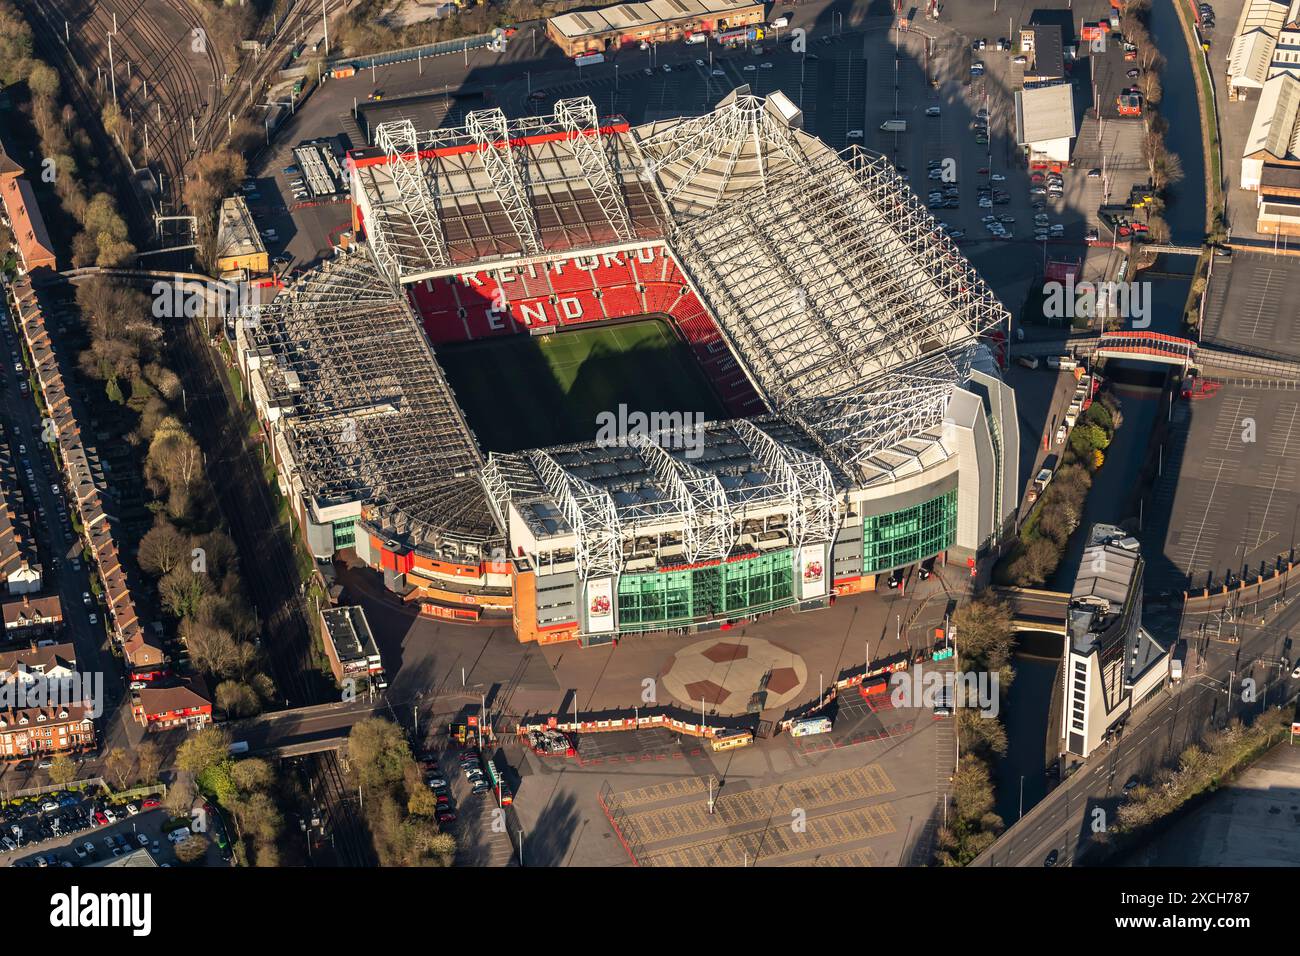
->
xmin=437 ymin=810 xmax=457 ymax=824
xmin=435 ymin=793 xmax=451 ymax=805
xmin=93 ymin=811 xmax=108 ymax=826
xmin=141 ymin=798 xmax=160 ymax=810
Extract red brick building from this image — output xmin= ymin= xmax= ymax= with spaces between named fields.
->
xmin=132 ymin=684 xmax=212 ymax=732
xmin=0 ymin=702 xmax=95 ymax=759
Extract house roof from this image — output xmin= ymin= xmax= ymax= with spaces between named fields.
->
xmin=1 ymin=594 xmax=64 ymax=628
xmin=0 ymin=642 xmax=76 ymax=675
xmin=137 ymin=684 xmax=211 ymax=715
xmin=0 ymin=174 xmax=57 ymax=272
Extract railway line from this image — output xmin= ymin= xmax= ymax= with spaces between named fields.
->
xmin=311 ymin=750 xmax=375 ymax=866
xmin=37 ymin=0 xmax=219 ymax=206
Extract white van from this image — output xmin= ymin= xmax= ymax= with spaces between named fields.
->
xmin=880 ymin=119 xmax=908 ymax=132
xmin=771 ymin=16 xmax=789 ymax=28
xmin=685 ymin=33 xmax=707 ymax=44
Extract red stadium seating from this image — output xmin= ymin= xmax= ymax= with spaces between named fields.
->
xmin=408 ymin=278 xmax=468 ymax=345
xmin=400 ymin=246 xmax=763 ymax=415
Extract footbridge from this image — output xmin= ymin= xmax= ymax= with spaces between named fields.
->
xmin=993 ymin=586 xmax=1069 ymax=635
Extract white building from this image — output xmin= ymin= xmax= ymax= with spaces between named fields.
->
xmin=1014 ymin=83 xmax=1077 ymax=164
xmin=1061 ymin=526 xmax=1169 ymax=761
xmin=1241 ymin=72 xmax=1300 ymax=189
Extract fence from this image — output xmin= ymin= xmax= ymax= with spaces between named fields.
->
xmin=3 ymin=776 xmax=105 ymax=802
xmin=325 ymin=33 xmax=497 ymax=73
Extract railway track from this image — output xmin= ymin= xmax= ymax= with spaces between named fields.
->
xmin=310 ymin=750 xmax=375 ymax=866
xmin=36 ymin=0 xmax=217 ymax=205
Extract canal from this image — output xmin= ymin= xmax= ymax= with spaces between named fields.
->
xmin=994 ymin=0 xmax=1209 ymax=826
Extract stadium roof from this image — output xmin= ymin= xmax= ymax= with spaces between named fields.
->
xmin=296 ymin=92 xmax=1010 ymax=561
xmin=351 ymin=102 xmax=669 ymax=279
xmin=246 ymin=252 xmax=495 ymax=547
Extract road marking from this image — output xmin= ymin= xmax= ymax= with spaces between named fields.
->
xmin=1184 ymin=457 xmax=1227 ymax=578
xmin=1254 ymin=402 xmax=1299 ymax=552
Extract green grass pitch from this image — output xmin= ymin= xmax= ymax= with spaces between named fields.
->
xmin=435 ymin=318 xmax=727 ymax=453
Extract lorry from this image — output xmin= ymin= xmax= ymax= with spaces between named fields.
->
xmin=880 ymin=119 xmax=908 ymax=132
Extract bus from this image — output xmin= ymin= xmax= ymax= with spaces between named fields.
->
xmin=485 ymin=757 xmax=513 ymax=806
xmin=710 ymin=729 xmax=755 ymax=752
xmin=789 ymin=716 xmax=833 ymax=738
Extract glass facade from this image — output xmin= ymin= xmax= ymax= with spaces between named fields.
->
xmin=860 ymin=490 xmax=958 ymax=574
xmin=616 ymin=550 xmax=795 ymax=631
xmin=333 ymin=517 xmax=357 ymax=549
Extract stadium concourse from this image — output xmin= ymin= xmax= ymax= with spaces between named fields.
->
xmin=236 ymin=88 xmax=1020 ymax=646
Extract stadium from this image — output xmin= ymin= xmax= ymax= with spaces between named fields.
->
xmin=237 ymin=88 xmax=1019 ymax=645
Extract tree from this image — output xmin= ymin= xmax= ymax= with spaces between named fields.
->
xmin=105 ymin=747 xmax=133 ymax=790
xmin=48 ymin=754 xmax=78 ymax=787
xmin=951 ymin=598 xmax=1015 ymax=671
xmin=160 ymin=565 xmax=213 ymax=619
xmin=174 ymin=833 xmax=210 ymax=864
xmin=176 ymin=725 xmax=232 ymax=776
xmin=136 ymin=741 xmax=163 ymax=785
xmin=215 ymin=680 xmax=261 ymax=718
xmin=27 ymin=61 xmax=59 ymax=103
xmin=951 ymin=755 xmax=998 ymax=824
xmin=146 ymin=418 xmax=205 ymax=520
xmin=165 ymin=772 xmax=197 ymax=816
xmin=138 ymin=519 xmax=190 ymax=577
xmin=347 ymin=718 xmax=414 ymax=792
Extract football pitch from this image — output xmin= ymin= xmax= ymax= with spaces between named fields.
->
xmin=436 ymin=318 xmax=727 ymax=452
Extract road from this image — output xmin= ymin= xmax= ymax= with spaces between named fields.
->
xmin=974 ymin=592 xmax=1300 ymax=867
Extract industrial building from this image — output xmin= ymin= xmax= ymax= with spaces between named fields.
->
xmin=319 ymin=605 xmax=385 ymax=688
xmin=237 ymin=90 xmax=1017 ymax=645
xmin=1061 ymin=525 xmax=1169 ymax=761
xmin=1241 ymin=72 xmax=1300 ymax=190
xmin=1014 ymin=82 xmax=1078 ymax=163
xmin=546 ymin=0 xmax=765 ymax=57
xmin=214 ymin=195 xmax=269 ymax=279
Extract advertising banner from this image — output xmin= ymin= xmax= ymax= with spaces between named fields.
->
xmin=585 ymin=576 xmax=617 ymax=633
xmin=798 ymin=544 xmax=827 ymax=599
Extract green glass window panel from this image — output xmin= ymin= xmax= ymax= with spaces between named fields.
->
xmin=861 ymin=490 xmax=957 ymax=574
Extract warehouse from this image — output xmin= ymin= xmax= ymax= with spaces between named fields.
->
xmin=546 ymin=0 xmax=765 ymax=57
